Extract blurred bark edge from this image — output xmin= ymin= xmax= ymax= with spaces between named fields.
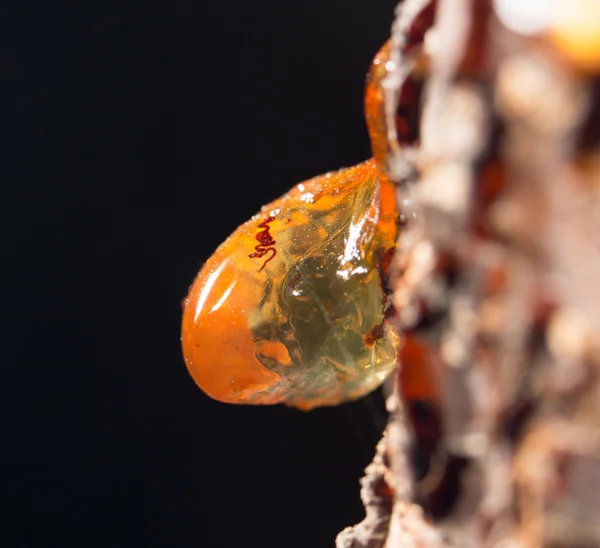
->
xmin=338 ymin=1 xmax=600 ymax=546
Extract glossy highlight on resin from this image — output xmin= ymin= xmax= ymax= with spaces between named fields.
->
xmin=181 ymin=44 xmax=399 ymax=410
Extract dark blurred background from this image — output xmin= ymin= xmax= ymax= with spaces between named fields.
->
xmin=5 ymin=1 xmax=398 ymax=546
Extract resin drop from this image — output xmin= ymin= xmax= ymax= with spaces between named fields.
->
xmin=181 ymin=43 xmax=399 ymax=410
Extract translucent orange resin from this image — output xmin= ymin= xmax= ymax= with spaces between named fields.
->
xmin=181 ymin=43 xmax=399 ymax=410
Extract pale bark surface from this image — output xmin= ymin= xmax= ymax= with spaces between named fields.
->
xmin=338 ymin=1 xmax=600 ymax=546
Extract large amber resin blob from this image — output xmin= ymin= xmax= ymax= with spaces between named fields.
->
xmin=181 ymin=43 xmax=399 ymax=410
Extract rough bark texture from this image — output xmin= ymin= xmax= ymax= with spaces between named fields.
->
xmin=337 ymin=1 xmax=600 ymax=546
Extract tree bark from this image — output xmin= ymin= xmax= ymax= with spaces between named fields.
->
xmin=338 ymin=1 xmax=600 ymax=546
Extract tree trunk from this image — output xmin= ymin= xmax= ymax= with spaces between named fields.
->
xmin=338 ymin=1 xmax=600 ymax=546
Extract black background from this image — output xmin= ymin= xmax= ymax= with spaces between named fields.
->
xmin=6 ymin=1 xmax=399 ymax=546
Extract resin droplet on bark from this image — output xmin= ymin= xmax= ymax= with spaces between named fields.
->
xmin=181 ymin=44 xmax=399 ymax=410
